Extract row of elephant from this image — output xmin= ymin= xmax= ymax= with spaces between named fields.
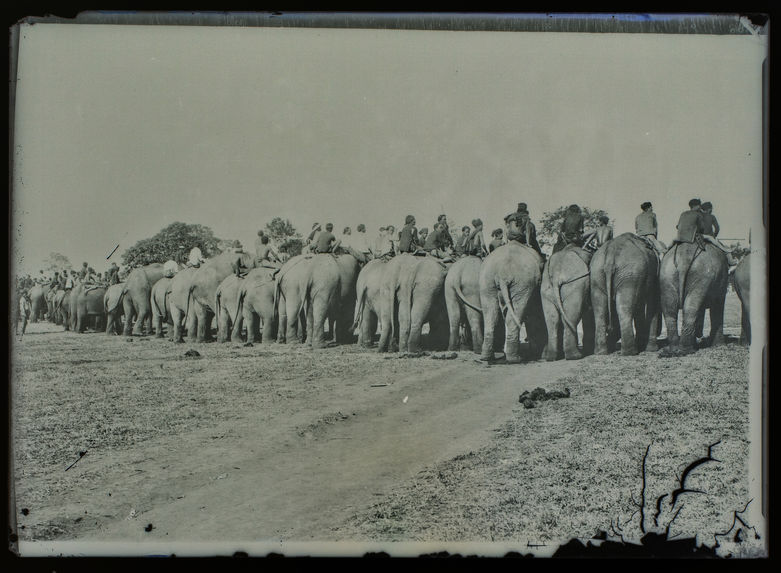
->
xmin=33 ymin=233 xmax=751 ymax=361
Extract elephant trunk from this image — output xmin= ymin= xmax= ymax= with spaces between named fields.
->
xmin=605 ymin=256 xmax=615 ymax=334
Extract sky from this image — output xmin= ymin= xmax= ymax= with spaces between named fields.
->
xmin=11 ymin=24 xmax=766 ymax=275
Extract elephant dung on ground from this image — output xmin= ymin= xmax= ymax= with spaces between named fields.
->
xmin=377 ymin=253 xmax=449 ymax=354
xmin=444 ymin=255 xmax=483 ymax=354
xmin=732 ymin=254 xmax=751 ymax=345
xmin=540 ymin=244 xmax=595 ymax=361
xmin=590 ymin=233 xmax=660 ymax=356
xmin=104 ymin=282 xmax=125 ymax=335
xmin=122 ymin=263 xmax=165 ymax=336
xmin=352 ymin=258 xmax=387 ymax=348
xmin=73 ymin=284 xmax=107 ymax=333
xmin=660 ymin=242 xmax=728 ymax=354
xmin=188 ymin=251 xmax=257 ymax=343
xmin=479 ymin=242 xmax=546 ymax=363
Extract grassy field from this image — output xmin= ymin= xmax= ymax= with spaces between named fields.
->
xmin=9 ymin=291 xmax=764 ymax=557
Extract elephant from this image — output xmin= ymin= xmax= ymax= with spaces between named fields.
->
xmin=444 ymin=255 xmax=483 ymax=353
xmin=216 ymin=267 xmax=278 ymax=344
xmin=659 ymin=242 xmax=728 ymax=354
xmin=540 ymin=244 xmax=595 ymax=361
xmin=276 ymin=255 xmax=315 ymax=344
xmin=45 ymin=286 xmax=58 ymax=322
xmin=169 ymin=251 xmax=256 ymax=343
xmin=72 ymin=284 xmax=107 ymax=333
xmin=351 ymin=259 xmax=389 ymax=348
xmin=122 ymin=263 xmax=165 ymax=336
xmin=53 ymin=289 xmax=70 ymax=327
xmin=377 ymin=253 xmax=449 ymax=354
xmin=167 ymin=269 xmax=200 ymax=343
xmin=103 ymin=282 xmax=125 ymax=335
xmin=479 ymin=242 xmax=547 ymax=363
xmin=150 ymin=276 xmax=174 ymax=339
xmin=731 ymin=254 xmax=751 ymax=345
xmin=27 ymin=284 xmax=49 ymax=322
xmin=303 ymin=254 xmax=360 ymax=349
xmin=590 ymin=233 xmax=660 ymax=356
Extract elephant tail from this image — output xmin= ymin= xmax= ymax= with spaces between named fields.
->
xmin=151 ymin=287 xmax=163 ymax=319
xmin=183 ymin=284 xmax=196 ymax=330
xmin=548 ymin=259 xmax=579 ymax=338
xmin=233 ymin=286 xmax=247 ymax=327
xmin=454 ymin=282 xmax=482 ymax=314
xmin=352 ymin=281 xmax=368 ymax=333
xmin=498 ymin=277 xmax=523 ymax=331
xmin=605 ymin=254 xmax=616 ymax=334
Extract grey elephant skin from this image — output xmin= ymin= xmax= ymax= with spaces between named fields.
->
xmin=541 ymin=244 xmax=595 ymax=361
xmin=71 ymin=283 xmax=107 ymax=333
xmin=352 ymin=258 xmax=387 ymax=348
xmin=590 ymin=233 xmax=660 ymax=356
xmin=169 ymin=252 xmax=256 ymax=343
xmin=27 ymin=284 xmax=50 ymax=322
xmin=103 ymin=282 xmax=125 ymax=335
xmin=122 ymin=263 xmax=165 ymax=336
xmin=731 ymin=254 xmax=751 ymax=345
xmin=53 ymin=289 xmax=71 ymax=327
xmin=479 ymin=242 xmax=546 ymax=363
xmin=444 ymin=255 xmax=483 ymax=353
xmin=215 ymin=267 xmax=278 ymax=344
xmin=276 ymin=254 xmax=315 ymax=344
xmin=660 ymin=242 xmax=728 ymax=353
xmin=377 ymin=254 xmax=449 ymax=354
xmin=304 ymin=254 xmax=360 ymax=349
xmin=150 ymin=276 xmax=175 ymax=339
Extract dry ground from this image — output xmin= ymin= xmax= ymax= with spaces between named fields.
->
xmin=9 ymin=291 xmax=763 ymax=557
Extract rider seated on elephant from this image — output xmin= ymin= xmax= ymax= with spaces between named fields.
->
xmin=635 ymin=201 xmax=667 ymax=257
xmin=436 ymin=214 xmax=454 ymax=250
xmin=673 ymin=199 xmax=734 ymax=258
xmin=505 ymin=203 xmax=544 ymax=257
xmin=418 ymin=227 xmax=429 ymax=247
xmin=700 ymin=201 xmax=738 ymax=266
xmin=421 ymin=222 xmax=454 ymax=262
xmin=187 ymin=246 xmax=206 ymax=268
xmin=314 ymin=223 xmax=339 ymax=254
xmin=560 ymin=204 xmax=585 ymax=247
xmin=306 ymin=223 xmax=322 ymax=253
xmin=489 ymin=228 xmax=504 ymax=252
xmin=255 ymin=234 xmax=282 ymax=268
xmin=397 ymin=215 xmax=420 ymax=254
xmin=466 ymin=219 xmax=488 ymax=257
xmin=583 ymin=215 xmax=613 ymax=252
xmin=163 ymin=259 xmax=178 ymax=278
xmin=107 ymin=262 xmax=120 ymax=285
xmin=454 ymin=225 xmax=471 ymax=256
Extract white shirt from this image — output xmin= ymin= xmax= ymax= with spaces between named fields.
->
xmin=164 ymin=260 xmax=179 ymax=277
xmin=188 ymin=247 xmax=205 ymax=266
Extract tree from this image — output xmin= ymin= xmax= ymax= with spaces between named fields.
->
xmin=537 ymin=205 xmax=612 ymax=252
xmin=121 ymin=222 xmax=221 ymax=268
xmin=42 ymin=252 xmax=72 ymax=272
xmin=265 ymin=217 xmax=303 ymax=257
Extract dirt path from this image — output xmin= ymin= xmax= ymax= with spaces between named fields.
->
xmin=17 ymin=346 xmax=578 ymax=546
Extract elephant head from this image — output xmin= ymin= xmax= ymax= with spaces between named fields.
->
xmin=660 ymin=242 xmax=728 ymax=354
xmin=590 ymin=233 xmax=660 ymax=356
xmin=479 ymin=242 xmax=545 ymax=363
